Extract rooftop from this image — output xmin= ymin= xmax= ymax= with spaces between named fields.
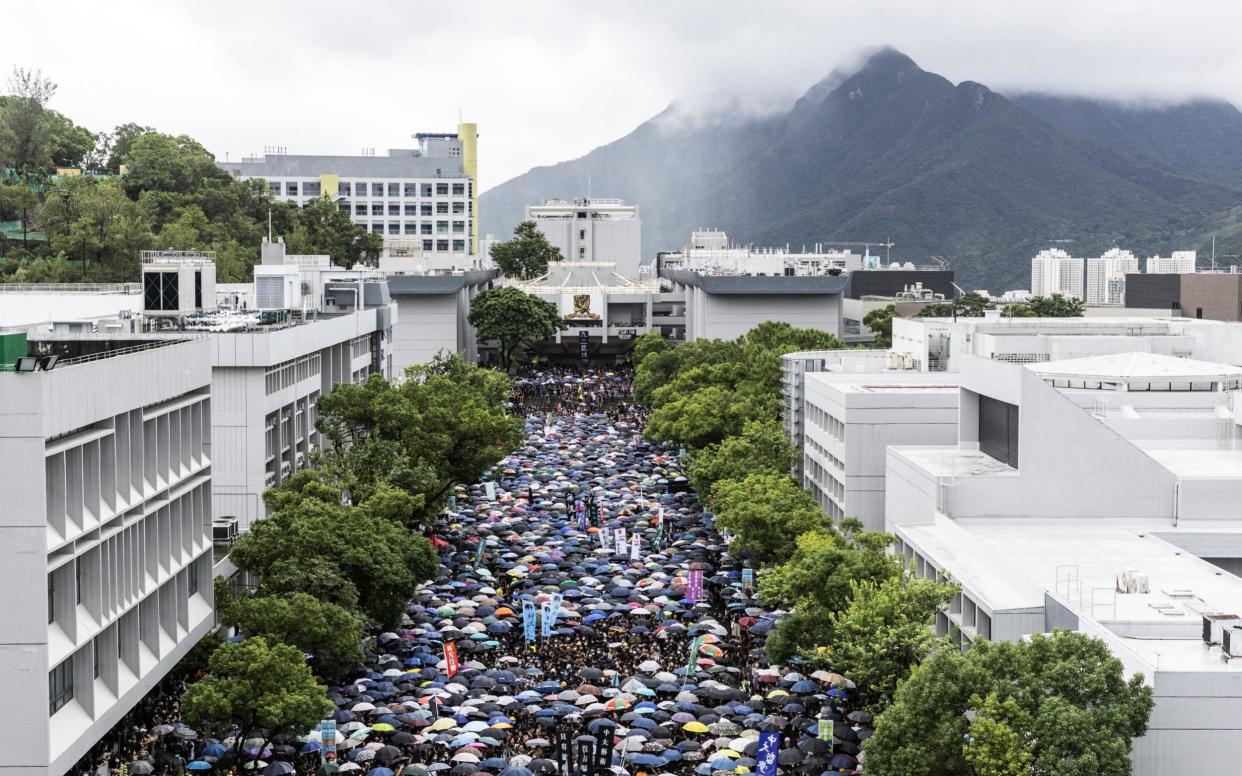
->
xmin=220 ymin=153 xmax=467 ymax=179
xmin=1029 ymin=352 xmax=1242 ymax=384
xmin=24 ymin=337 xmax=187 ymax=367
xmin=659 ymin=268 xmax=850 ymax=295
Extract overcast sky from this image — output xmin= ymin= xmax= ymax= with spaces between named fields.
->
xmin=7 ymin=1 xmax=1242 ymax=188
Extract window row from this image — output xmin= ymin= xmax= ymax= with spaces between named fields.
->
xmin=343 ymin=201 xmax=468 ymax=216
xmin=806 ymin=403 xmax=845 ymax=443
xmin=270 ymin=181 xmax=468 ymax=198
xmin=265 ymin=353 xmax=322 ymax=395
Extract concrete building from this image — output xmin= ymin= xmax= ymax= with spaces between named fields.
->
xmin=657 ymin=230 xmax=865 ymax=278
xmin=0 ymin=284 xmax=142 ymax=331
xmin=1125 ymin=270 xmax=1242 ymax=320
xmin=659 ymin=269 xmax=846 ymax=342
xmin=219 ymin=124 xmax=479 ymax=265
xmin=883 ymin=352 xmax=1242 ymax=775
xmin=1147 ymin=250 xmax=1197 ymax=274
xmin=0 ymin=333 xmax=215 ymax=776
xmin=386 ymin=270 xmax=497 ymax=372
xmin=1030 ymin=248 xmax=1084 ymax=299
xmin=1085 ymin=248 xmax=1139 ymax=305
xmin=526 ymin=199 xmax=642 ymax=279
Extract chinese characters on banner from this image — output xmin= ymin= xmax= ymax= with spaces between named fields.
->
xmin=614 ymin=527 xmax=627 ymax=553
xmin=818 ymin=718 xmax=834 ymax=743
xmin=320 ymin=720 xmax=337 ymax=759
xmin=755 ymin=731 xmax=781 ymax=776
xmin=523 ymin=601 xmax=537 ymax=642
xmin=630 ymin=533 xmax=641 ymax=561
xmin=687 ymin=569 xmax=704 ymax=602
xmin=443 ymin=641 xmax=459 ymax=677
xmin=484 ymin=482 xmax=496 ymax=501
xmin=742 ymin=567 xmax=754 ymax=589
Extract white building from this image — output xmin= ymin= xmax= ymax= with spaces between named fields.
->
xmin=1147 ymin=250 xmax=1197 ymax=274
xmin=526 ymin=199 xmax=642 ymax=279
xmin=884 ymin=352 xmax=1242 ymax=775
xmin=658 ymin=230 xmax=864 ymax=278
xmin=1086 ymin=248 xmax=1139 ymax=305
xmin=0 ymin=333 xmax=215 ymax=776
xmin=220 ymin=124 xmax=479 ymax=262
xmin=1030 ymin=248 xmax=1084 ymax=299
xmin=660 ymin=269 xmax=845 ymax=342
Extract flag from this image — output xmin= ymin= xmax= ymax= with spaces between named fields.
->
xmin=523 ymin=601 xmax=537 ymax=642
xmin=443 ymin=641 xmax=459 ymax=677
xmin=755 ymin=731 xmax=780 ymax=776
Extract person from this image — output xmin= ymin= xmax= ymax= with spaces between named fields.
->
xmin=317 ymin=752 xmax=339 ymax=776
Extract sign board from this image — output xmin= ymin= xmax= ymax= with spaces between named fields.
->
xmin=618 ymin=329 xmax=636 ymax=340
xmin=614 ymin=527 xmax=627 ymax=553
xmin=578 ymin=331 xmax=590 ymax=364
xmin=523 ymin=600 xmax=537 ymax=642
xmin=742 ymin=567 xmax=754 ymax=589
xmin=561 ymin=293 xmax=604 ymax=321
xmin=630 ymin=533 xmax=641 ymax=561
xmin=818 ymin=718 xmax=834 ymax=743
xmin=755 ymin=731 xmax=781 ymax=776
xmin=484 ymin=482 xmax=496 ymax=501
xmin=320 ymin=720 xmax=337 ymax=759
xmin=444 ymin=641 xmax=459 ymax=677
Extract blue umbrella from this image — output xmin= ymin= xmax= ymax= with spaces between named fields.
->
xmin=187 ymin=763 xmax=212 ymax=772
xmin=200 ymin=744 xmax=228 ymax=759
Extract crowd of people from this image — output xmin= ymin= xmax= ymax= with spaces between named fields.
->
xmin=70 ymin=366 xmax=868 ymax=776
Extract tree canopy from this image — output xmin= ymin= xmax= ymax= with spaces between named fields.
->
xmin=687 ymin=418 xmax=795 ymax=496
xmin=712 ymin=472 xmax=831 ymax=565
xmin=467 ymin=286 xmax=565 ymax=369
xmin=916 ymin=291 xmax=993 ymax=318
xmin=181 ymin=637 xmax=334 ymax=759
xmin=863 ymin=303 xmax=898 ymax=347
xmin=863 ymin=631 xmax=1154 ymax=776
xmin=223 ymin=592 xmax=365 ymax=681
xmin=1004 ymin=292 xmax=1085 ymax=317
xmin=489 ymin=220 xmax=563 ymax=279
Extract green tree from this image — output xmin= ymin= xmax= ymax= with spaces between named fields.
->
xmin=864 ymin=631 xmax=1154 ymax=776
xmin=0 ymin=181 xmax=40 ymax=249
xmin=104 ymin=122 xmax=153 ymax=173
xmin=864 ymin=304 xmax=898 ymax=347
xmin=288 ymin=195 xmax=383 ymax=267
xmin=917 ymin=291 xmax=992 ymax=318
xmin=489 ymin=220 xmax=563 ymax=279
xmin=39 ymin=176 xmax=151 ymax=272
xmin=45 ymin=109 xmax=96 ymax=168
xmin=224 ymin=592 xmax=365 ymax=681
xmin=1005 ymin=292 xmax=1085 ymax=318
xmin=962 ymin=693 xmax=1033 ymax=776
xmin=181 ymin=637 xmax=333 ymax=761
xmin=467 ymin=286 xmax=565 ymax=369
xmin=229 ymin=494 xmax=437 ymax=627
xmin=0 ymin=67 xmax=57 ymax=175
xmin=712 ymin=473 xmax=831 ymax=565
xmin=687 ymin=418 xmax=795 ymax=495
xmin=119 ymin=132 xmax=228 ymax=197
xmin=818 ymin=575 xmax=957 ymax=709
xmin=261 ymin=555 xmax=360 ymax=612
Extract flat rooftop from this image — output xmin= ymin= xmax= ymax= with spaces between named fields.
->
xmin=26 ymin=337 xmax=187 ymax=366
xmin=891 ymin=445 xmax=1015 ymax=478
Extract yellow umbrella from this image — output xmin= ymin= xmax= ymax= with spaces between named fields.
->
xmin=766 ymin=689 xmax=789 ymax=699
xmin=716 ymin=749 xmax=741 ymax=758
xmin=428 ymin=718 xmax=456 ymax=732
xmin=683 ymin=721 xmax=710 ymax=734
xmin=371 ymin=723 xmax=395 ymax=732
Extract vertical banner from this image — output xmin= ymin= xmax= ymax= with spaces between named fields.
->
xmin=578 ymin=512 xmax=587 ymax=531
xmin=818 ymin=718 xmax=834 ymax=743
xmin=685 ymin=634 xmax=705 ymax=678
xmin=687 ymin=569 xmax=704 ymax=602
xmin=523 ymin=601 xmax=537 ymax=642
xmin=601 ymin=526 xmax=612 ymax=551
xmin=320 ymin=720 xmax=337 ymax=760
xmin=474 ymin=542 xmax=485 ymax=568
xmin=742 ymin=567 xmax=754 ymax=589
xmin=630 ymin=533 xmax=641 ymax=561
xmin=547 ymin=592 xmax=564 ymax=627
xmin=443 ymin=641 xmax=459 ymax=677
xmin=540 ymin=600 xmax=555 ymax=638
xmin=755 ymin=731 xmax=780 ymax=776
xmin=578 ymin=331 xmax=590 ymax=366
xmin=484 ymin=482 xmax=496 ymax=501
xmin=614 ymin=527 xmax=627 ymax=553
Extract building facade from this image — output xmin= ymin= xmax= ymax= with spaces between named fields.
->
xmin=0 ymin=335 xmax=215 ymax=776
xmin=219 ymin=125 xmax=478 ymax=264
xmin=1030 ymin=248 xmax=1084 ymax=299
xmin=527 ymin=199 xmax=642 ymax=279
xmin=1146 ymin=250 xmax=1197 ymax=274
xmin=1085 ymin=248 xmax=1139 ymax=305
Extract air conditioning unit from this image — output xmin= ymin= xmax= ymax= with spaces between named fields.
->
xmin=212 ymin=517 xmax=238 ymax=543
xmin=1202 ymin=614 xmax=1241 ymax=645
xmin=1223 ymin=627 xmax=1242 ymax=658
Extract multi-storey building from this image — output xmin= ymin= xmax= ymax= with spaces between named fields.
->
xmin=0 ymin=333 xmax=215 ymax=776
xmin=1147 ymin=250 xmax=1197 ymax=274
xmin=657 ymin=230 xmax=865 ymax=278
xmin=1085 ymin=248 xmax=1139 ymax=305
xmin=219 ymin=124 xmax=478 ymax=265
xmin=1030 ymin=248 xmax=1084 ymax=299
xmin=527 ymin=199 xmax=642 ymax=278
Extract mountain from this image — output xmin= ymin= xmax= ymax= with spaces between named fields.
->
xmin=480 ymin=49 xmax=1242 ymax=291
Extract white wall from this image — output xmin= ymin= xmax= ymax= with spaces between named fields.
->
xmin=392 ymin=295 xmax=460 ymax=372
xmin=694 ymin=293 xmax=841 ymax=341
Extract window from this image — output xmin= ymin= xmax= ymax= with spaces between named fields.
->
xmin=355 ymin=204 xmax=366 ymax=216
xmin=979 ymin=395 xmax=1020 ymax=468
xmin=371 ymin=224 xmax=384 ymax=233
xmin=49 ymin=659 xmax=73 ymax=715
xmin=404 ymin=203 xmax=417 ymax=216
xmin=452 ymin=221 xmax=465 ymax=234
xmin=420 ymin=204 xmax=432 ymax=216
xmin=47 ymin=573 xmax=54 ymax=624
xmin=436 ymin=183 xmax=449 ymax=195
xmin=371 ymin=183 xmax=384 ymax=197
xmin=340 ymin=182 xmax=351 ymax=196
xmin=403 ymin=183 xmax=417 ymax=197
xmin=356 ymin=182 xmax=367 ymax=195
xmin=452 ymin=183 xmax=465 ymax=196
xmin=76 ymin=559 xmax=83 ymax=604
xmin=189 ymin=562 xmax=199 ymax=596
xmin=452 ymin=202 xmax=465 ymax=214
xmin=194 ymin=271 xmax=203 ymax=309
xmin=303 ymin=181 xmax=321 ymax=197
xmin=93 ymin=639 xmax=100 ymax=678
xmin=579 ymin=229 xmax=586 ymax=240
xmin=452 ymin=239 xmax=465 ymax=252
xmin=269 ymin=182 xmax=280 ymax=195
xmin=421 ymin=222 xmax=432 ymax=235
xmin=579 ymin=246 xmax=586 ymax=258
xmin=436 ymin=240 xmax=448 ymax=252
xmin=388 ymin=203 xmax=400 ymax=216
xmin=422 ymin=239 xmax=434 ymax=251
xmin=371 ymin=203 xmax=383 ymax=216
xmin=339 ymin=202 xmax=351 ymax=214
xmin=287 ymin=182 xmax=298 ymax=196
xmin=404 ymin=222 xmax=418 ymax=234
xmin=421 ymin=183 xmax=433 ymax=197
xmin=436 ymin=202 xmax=449 ymax=214
xmin=436 ymin=221 xmax=449 ymax=234
xmin=388 ymin=222 xmax=401 ymax=234
xmin=388 ymin=183 xmax=399 ymax=197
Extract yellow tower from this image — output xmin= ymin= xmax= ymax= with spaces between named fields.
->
xmin=457 ymin=122 xmax=479 ymax=255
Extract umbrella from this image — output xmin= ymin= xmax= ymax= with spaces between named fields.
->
xmin=187 ymin=763 xmax=212 ymax=772
xmin=261 ymin=764 xmax=296 ymax=776
xmin=130 ymin=763 xmax=155 ymax=775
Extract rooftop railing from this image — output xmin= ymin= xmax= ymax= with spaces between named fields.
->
xmin=0 ymin=282 xmax=141 ymax=293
